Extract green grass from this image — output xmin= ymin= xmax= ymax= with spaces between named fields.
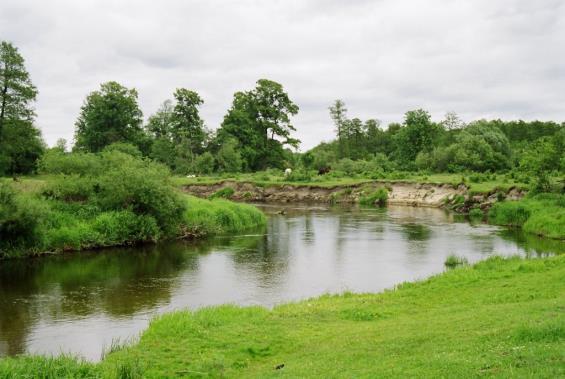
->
xmin=359 ymin=187 xmax=388 ymax=206
xmin=444 ymin=254 xmax=469 ymax=268
xmin=2 ymin=255 xmax=563 ymax=378
xmin=489 ymin=194 xmax=565 ymax=239
xmin=182 ymin=195 xmax=266 ymax=237
xmin=173 ymin=171 xmax=533 ymax=193
xmin=1 ymin=185 xmax=266 ymax=258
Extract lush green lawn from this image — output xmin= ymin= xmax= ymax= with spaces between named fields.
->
xmin=1 ymin=255 xmax=563 ymax=378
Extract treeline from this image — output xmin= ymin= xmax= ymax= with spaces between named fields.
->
xmin=0 ymin=40 xmax=300 ymax=176
xmin=303 ymin=102 xmax=564 ymax=191
xmin=1 ymin=40 xmax=563 ymax=190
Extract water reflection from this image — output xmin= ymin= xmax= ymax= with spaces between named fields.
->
xmin=0 ymin=204 xmax=561 ymax=360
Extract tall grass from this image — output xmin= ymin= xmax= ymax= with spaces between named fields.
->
xmin=488 ymin=193 xmax=564 ymax=239
xmin=359 ymin=187 xmax=388 ymax=206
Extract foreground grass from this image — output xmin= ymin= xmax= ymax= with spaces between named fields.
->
xmin=489 ymin=193 xmax=565 ymax=239
xmin=2 ymin=255 xmax=563 ymax=378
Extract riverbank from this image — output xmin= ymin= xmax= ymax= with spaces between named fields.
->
xmin=180 ymin=178 xmax=565 ymax=240
xmin=1 ymin=254 xmax=563 ymax=377
xmin=0 ymin=151 xmax=267 ymax=259
xmin=488 ymin=193 xmax=565 ymax=239
xmin=181 ymin=178 xmax=526 ymax=208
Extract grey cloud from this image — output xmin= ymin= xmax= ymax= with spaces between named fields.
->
xmin=0 ymin=0 xmax=563 ymax=150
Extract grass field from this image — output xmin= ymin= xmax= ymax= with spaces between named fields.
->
xmin=1 ymin=254 xmax=563 ymax=378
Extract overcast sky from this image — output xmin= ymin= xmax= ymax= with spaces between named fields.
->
xmin=1 ymin=0 xmax=564 ymax=150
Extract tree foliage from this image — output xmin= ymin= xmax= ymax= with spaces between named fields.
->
xmin=218 ymin=79 xmax=299 ymax=170
xmin=0 ymin=41 xmax=43 ymax=175
xmin=74 ymin=81 xmax=144 ymax=152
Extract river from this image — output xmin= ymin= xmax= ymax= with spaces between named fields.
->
xmin=0 ymin=204 xmax=562 ymax=360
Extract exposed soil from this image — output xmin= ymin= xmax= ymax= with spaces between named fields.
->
xmin=182 ymin=180 xmax=526 ymax=211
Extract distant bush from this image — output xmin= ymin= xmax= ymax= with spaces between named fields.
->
xmin=286 ymin=169 xmax=314 ymax=182
xmin=102 ymin=142 xmax=143 ymax=158
xmin=39 ymin=150 xmax=103 ymax=175
xmin=360 ymin=187 xmax=388 ymax=206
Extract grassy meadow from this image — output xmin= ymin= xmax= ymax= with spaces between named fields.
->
xmin=1 ymin=254 xmax=563 ymax=378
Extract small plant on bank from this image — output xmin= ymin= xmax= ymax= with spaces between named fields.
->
xmin=444 ymin=254 xmax=469 ymax=268
xmin=209 ymin=187 xmax=235 ymax=200
xmin=360 ymin=187 xmax=388 ymax=206
xmin=469 ymin=207 xmax=484 ymax=219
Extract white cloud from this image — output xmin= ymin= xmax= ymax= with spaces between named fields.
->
xmin=1 ymin=0 xmax=563 ymax=149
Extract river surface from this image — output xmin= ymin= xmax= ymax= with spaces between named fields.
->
xmin=0 ymin=204 xmax=562 ymax=360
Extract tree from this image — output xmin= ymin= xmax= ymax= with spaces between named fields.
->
xmin=0 ymin=41 xmax=37 ymax=140
xmin=392 ymin=109 xmax=441 ymax=167
xmin=329 ymin=100 xmax=348 ymax=158
xmin=441 ymin=111 xmax=465 ymax=130
xmin=0 ymin=41 xmax=44 ymax=175
xmin=218 ymin=79 xmax=299 ymax=170
xmin=146 ymin=100 xmax=174 ymax=139
xmin=74 ymin=81 xmax=144 ymax=152
xmin=171 ymin=88 xmax=206 ymax=153
xmin=216 ymin=138 xmax=243 ymax=173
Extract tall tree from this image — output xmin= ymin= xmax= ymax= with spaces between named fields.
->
xmin=0 ymin=41 xmax=43 ymax=175
xmin=0 ymin=41 xmax=38 ymax=141
xmin=74 ymin=81 xmax=143 ymax=152
xmin=393 ymin=109 xmax=441 ymax=166
xmin=146 ymin=99 xmax=174 ymax=139
xmin=219 ymin=79 xmax=299 ymax=170
xmin=329 ymin=100 xmax=348 ymax=158
xmin=171 ymin=88 xmax=206 ymax=154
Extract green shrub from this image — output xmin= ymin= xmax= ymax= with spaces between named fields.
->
xmin=469 ymin=208 xmax=484 ymax=219
xmin=360 ymin=187 xmax=388 ymax=206
xmin=39 ymin=150 xmax=103 ymax=175
xmin=0 ymin=184 xmax=48 ymax=256
xmin=286 ymin=169 xmax=314 ymax=182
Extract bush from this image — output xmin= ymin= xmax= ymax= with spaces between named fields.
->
xmin=194 ymin=152 xmax=215 ymax=174
xmin=469 ymin=208 xmax=484 ymax=219
xmin=360 ymin=187 xmax=388 ymax=206
xmin=0 ymin=184 xmax=47 ymax=255
xmin=102 ymin=142 xmax=143 ymax=158
xmin=39 ymin=150 xmax=103 ymax=175
xmin=286 ymin=169 xmax=314 ymax=182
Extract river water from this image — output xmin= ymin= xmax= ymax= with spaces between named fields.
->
xmin=0 ymin=204 xmax=562 ymax=360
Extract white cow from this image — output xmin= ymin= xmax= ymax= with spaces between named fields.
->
xmin=284 ymin=168 xmax=292 ymax=178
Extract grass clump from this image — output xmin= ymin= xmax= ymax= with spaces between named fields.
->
xmin=208 ymin=186 xmax=235 ymax=200
xmin=468 ymin=207 xmax=484 ymax=219
xmin=444 ymin=254 xmax=469 ymax=268
xmin=2 ymin=255 xmax=563 ymax=377
xmin=488 ymin=193 xmax=564 ymax=239
xmin=360 ymin=187 xmax=388 ymax=206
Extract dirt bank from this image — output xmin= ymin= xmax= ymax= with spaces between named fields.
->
xmin=182 ymin=180 xmax=525 ymax=210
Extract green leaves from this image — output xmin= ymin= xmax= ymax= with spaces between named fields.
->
xmin=74 ymin=81 xmax=144 ymax=152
